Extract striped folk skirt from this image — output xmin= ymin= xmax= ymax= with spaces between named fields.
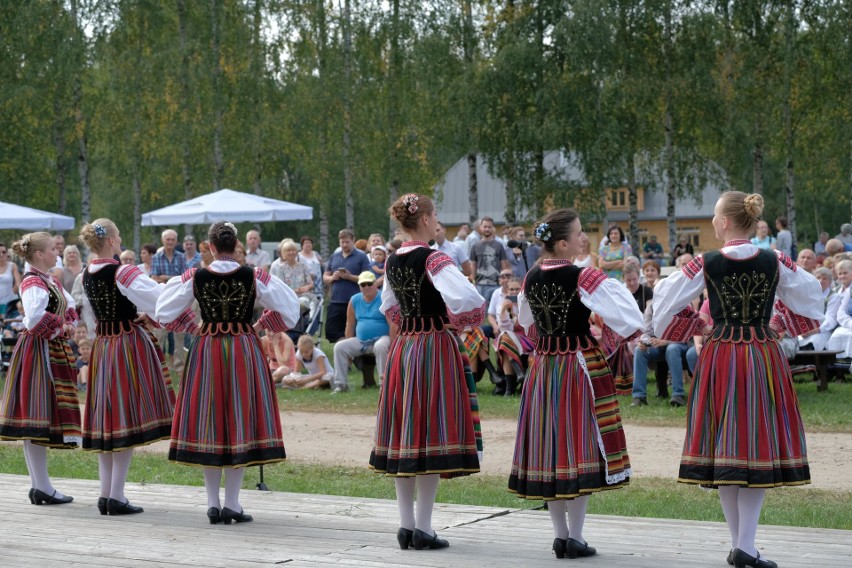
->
xmin=605 ymin=342 xmax=634 ymax=396
xmin=370 ymin=329 xmax=480 ymax=478
xmin=0 ymin=334 xmax=81 ymax=448
xmin=82 ymin=324 xmax=175 ymax=452
xmin=679 ymin=338 xmax=810 ymax=488
xmin=510 ymin=347 xmax=631 ymax=500
xmin=169 ymin=332 xmax=286 ymax=468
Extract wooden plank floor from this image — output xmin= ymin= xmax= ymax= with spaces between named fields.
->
xmin=0 ymin=474 xmax=848 ymax=567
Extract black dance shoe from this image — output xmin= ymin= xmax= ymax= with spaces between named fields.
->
xmin=107 ymin=498 xmax=144 ymax=515
xmin=221 ymin=507 xmax=253 ymax=524
xmin=397 ymin=527 xmax=414 ymax=550
xmin=28 ymin=488 xmax=35 ymax=504
xmin=207 ymin=507 xmax=222 ymax=524
xmin=32 ymin=488 xmax=73 ymax=505
xmin=97 ymin=497 xmax=108 ymax=515
xmin=732 ymin=548 xmax=777 ymax=568
xmin=552 ymin=538 xmax=568 ymax=559
xmin=567 ymin=538 xmax=597 ymax=559
xmin=411 ymin=529 xmax=449 ymax=550
xmin=727 ymin=549 xmax=734 ymax=565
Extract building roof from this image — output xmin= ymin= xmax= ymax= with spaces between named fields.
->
xmin=435 ymin=151 xmax=723 ymax=225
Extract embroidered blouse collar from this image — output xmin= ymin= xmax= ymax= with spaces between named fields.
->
xmin=723 ymin=239 xmax=752 ymax=247
xmin=91 ymin=257 xmax=119 ymax=265
xmin=541 ymin=258 xmax=573 ymax=270
xmin=401 ymin=240 xmax=429 ymax=249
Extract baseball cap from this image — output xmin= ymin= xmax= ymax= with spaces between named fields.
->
xmin=357 ymin=271 xmax=376 ymax=285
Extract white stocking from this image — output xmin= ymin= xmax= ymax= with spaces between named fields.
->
xmin=548 ymin=500 xmax=569 ymax=540
xmin=415 ymin=474 xmax=440 ymax=535
xmin=23 ymin=440 xmax=60 ymax=497
xmin=566 ymin=495 xmax=590 ymax=544
xmin=203 ymin=468 xmax=222 ymax=509
xmin=736 ymin=488 xmax=766 ymax=557
xmin=97 ymin=453 xmax=114 ymax=498
xmin=718 ymin=486 xmax=740 ymax=551
xmin=223 ymin=468 xmax=245 ymax=512
xmin=109 ymin=449 xmax=134 ymax=503
xmin=394 ymin=477 xmax=416 ymax=530
xmin=21 ymin=441 xmax=35 ymax=488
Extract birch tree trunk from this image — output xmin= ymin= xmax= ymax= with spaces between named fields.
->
xmin=177 ymin=0 xmax=194 ymax=237
xmin=132 ymin=175 xmax=141 ymax=252
xmin=52 ymin=100 xmax=67 ymax=216
xmin=211 ymin=0 xmax=224 ymax=190
xmin=782 ymin=0 xmax=796 ymax=249
xmin=628 ymin=152 xmax=639 ymax=255
xmin=664 ymin=1 xmax=677 ymax=255
xmin=69 ymin=0 xmax=90 ymax=222
xmin=464 ymin=0 xmax=477 ymax=224
xmin=342 ymin=0 xmax=354 ymax=229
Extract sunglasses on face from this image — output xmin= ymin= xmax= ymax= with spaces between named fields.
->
xmin=359 ymin=282 xmax=373 ymax=288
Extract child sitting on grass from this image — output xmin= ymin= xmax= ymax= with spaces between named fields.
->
xmin=276 ymin=335 xmax=333 ymax=389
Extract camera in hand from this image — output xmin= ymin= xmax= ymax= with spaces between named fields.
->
xmin=507 ymin=239 xmax=528 ymax=250
xmin=507 ymin=294 xmax=519 ymax=303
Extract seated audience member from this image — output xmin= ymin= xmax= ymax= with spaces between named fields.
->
xmin=262 ymin=331 xmax=297 ymax=383
xmin=827 ymin=260 xmax=852 ymax=357
xmin=625 ymin=264 xmax=653 ymax=314
xmin=277 ymin=335 xmax=333 ymax=389
xmin=631 ymin=300 xmax=689 ymax=407
xmin=603 ymin=264 xmax=646 ymax=395
xmin=464 ymin=268 xmax=513 ymax=393
xmin=685 ymin=298 xmax=712 ymax=374
xmin=119 ymin=249 xmax=136 ymax=266
xmin=671 ymin=235 xmax=694 ymax=263
xmin=797 ymin=249 xmax=817 ymax=273
xmin=642 ymin=235 xmax=665 ymax=264
xmin=825 ymin=238 xmax=846 ymax=258
xmin=76 ymin=338 xmax=92 ymax=392
xmin=642 ymin=260 xmax=661 ymax=289
xmin=331 ymin=271 xmax=390 ymax=393
xmin=70 ymin=322 xmax=90 ymax=357
xmin=493 ymin=277 xmax=533 ymax=396
xmin=799 ymin=267 xmax=840 ymax=352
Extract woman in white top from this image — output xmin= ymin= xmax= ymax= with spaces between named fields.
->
xmin=298 ymin=235 xmax=324 ymax=295
xmin=827 ymin=260 xmax=852 ymax=357
xmin=0 ymin=241 xmax=21 ymax=316
xmin=278 ymin=334 xmax=334 ymax=389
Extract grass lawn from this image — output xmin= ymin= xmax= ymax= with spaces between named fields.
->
xmin=0 ymin=445 xmax=848 ymax=530
xmin=280 ymin=367 xmax=852 ymax=433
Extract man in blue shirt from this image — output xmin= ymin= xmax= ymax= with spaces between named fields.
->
xmin=331 ymin=271 xmax=391 ymax=393
xmin=183 ymin=235 xmax=202 ymax=269
xmin=323 ymin=229 xmax=371 ymax=343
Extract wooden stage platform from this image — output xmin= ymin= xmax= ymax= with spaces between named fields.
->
xmin=0 ymin=474 xmax=848 ymax=567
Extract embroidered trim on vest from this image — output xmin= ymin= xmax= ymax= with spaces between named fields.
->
xmin=535 ymin=334 xmax=597 ymax=354
xmin=683 ymin=255 xmax=704 ymax=280
xmin=199 ymin=321 xmax=255 ymax=336
xmin=578 ymin=267 xmax=607 ymax=295
xmin=399 ymin=315 xmax=449 ymax=334
xmin=117 ymin=264 xmax=143 ymax=288
xmin=425 ymin=251 xmax=454 ymax=276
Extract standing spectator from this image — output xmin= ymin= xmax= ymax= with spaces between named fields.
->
xmin=323 ymin=229 xmax=371 ymax=343
xmin=465 ymin=219 xmax=482 ymax=255
xmin=368 ymin=233 xmax=386 ymax=249
xmin=137 ymin=243 xmax=157 ymax=276
xmin=52 ymin=234 xmax=66 ymax=268
xmin=150 ymin=229 xmax=187 ymax=370
xmin=432 ymin=221 xmax=471 ymax=276
xmin=775 ymin=217 xmax=793 ymax=257
xmin=0 ymin=242 xmax=22 ymax=317
xmin=61 ymin=245 xmax=85 ymax=293
xmin=642 ymin=235 xmax=665 ymax=264
xmin=835 ymin=223 xmax=852 ymax=245
xmin=470 ymin=216 xmax=510 ymax=303
xmin=750 ymin=220 xmax=776 ymax=250
xmin=453 ymin=223 xmax=470 ymax=246
xmin=814 ymin=231 xmax=829 ymax=255
xmin=572 ymin=238 xmax=596 ymax=268
xmin=298 ymin=236 xmax=324 ymax=295
xmin=671 ymin=235 xmax=694 ymax=262
xmin=183 ymin=235 xmax=201 ymax=268
xmin=270 ymin=240 xmax=317 ymax=341
xmin=598 ymin=224 xmax=633 ymax=281
xmin=331 ymin=271 xmax=391 ymax=393
xmin=506 ymin=226 xmax=541 ymax=278
xmin=244 ymin=230 xmax=271 ymax=271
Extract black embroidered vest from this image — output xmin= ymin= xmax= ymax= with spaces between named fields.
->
xmin=704 ymin=249 xmax=779 ymax=342
xmin=193 ymin=267 xmax=256 ymax=332
xmin=524 ymin=264 xmax=595 ymax=353
xmin=24 ymin=272 xmax=62 ymax=315
xmin=83 ymin=265 xmax=139 ymax=335
xmin=385 ymin=247 xmax=448 ymax=333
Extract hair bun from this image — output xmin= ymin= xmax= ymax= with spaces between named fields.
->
xmin=743 ymin=194 xmax=764 ymax=220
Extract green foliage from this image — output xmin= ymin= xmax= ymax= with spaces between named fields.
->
xmin=0 ymin=1 xmax=850 ymax=244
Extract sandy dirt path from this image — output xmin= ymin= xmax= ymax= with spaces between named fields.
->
xmin=137 ymin=410 xmax=852 ymax=491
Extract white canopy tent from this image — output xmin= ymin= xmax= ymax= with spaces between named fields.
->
xmin=0 ymin=201 xmax=75 ymax=231
xmin=141 ymin=189 xmax=313 ymax=226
